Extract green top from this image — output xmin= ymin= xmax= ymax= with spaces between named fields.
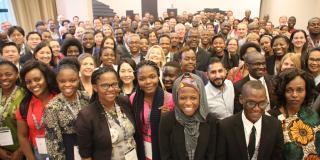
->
xmin=277 ymin=107 xmax=320 ymax=160
xmin=0 ymin=87 xmax=25 ymax=152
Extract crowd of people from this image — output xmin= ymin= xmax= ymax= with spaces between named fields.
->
xmin=0 ymin=8 xmax=319 ymax=160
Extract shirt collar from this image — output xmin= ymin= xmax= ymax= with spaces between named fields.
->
xmin=249 ymin=74 xmax=265 ymax=82
xmin=242 ymin=110 xmax=262 ymax=129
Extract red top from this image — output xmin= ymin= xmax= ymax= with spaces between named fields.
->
xmin=16 ymin=94 xmax=55 ymax=146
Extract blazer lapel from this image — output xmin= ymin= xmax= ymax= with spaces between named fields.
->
xmin=257 ymin=116 xmax=271 ymax=160
xmin=195 ymin=122 xmax=209 ymax=159
xmin=233 ymin=113 xmax=248 ymax=159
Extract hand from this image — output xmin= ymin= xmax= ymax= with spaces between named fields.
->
xmin=159 ymin=105 xmax=170 ymax=114
xmin=0 ymin=148 xmax=12 ymax=160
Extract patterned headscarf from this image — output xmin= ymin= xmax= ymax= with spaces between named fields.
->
xmin=172 ymin=72 xmax=209 ymax=160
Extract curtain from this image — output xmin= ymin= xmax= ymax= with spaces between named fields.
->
xmin=11 ymin=0 xmax=57 ymax=33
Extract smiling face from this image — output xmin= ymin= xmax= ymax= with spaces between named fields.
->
xmin=94 ymin=72 xmax=119 ymax=105
xmin=100 ymin=48 xmax=116 ymax=67
xmin=25 ymin=68 xmax=49 ymax=98
xmin=0 ymin=64 xmax=18 ymax=92
xmin=80 ymin=57 xmax=95 ymax=77
xmin=178 ymin=86 xmax=200 ymax=117
xmin=49 ymin=41 xmax=61 ymax=56
xmin=162 ymin=66 xmax=179 ymax=91
xmin=227 ymin=39 xmax=238 ymax=54
xmin=1 ymin=45 xmax=20 ymax=64
xmin=292 ymin=31 xmax=306 ymax=49
xmin=212 ymin=37 xmax=225 ymax=57
xmin=240 ymin=88 xmax=266 ymax=123
xmin=82 ymin=33 xmax=94 ymax=49
xmin=137 ymin=65 xmax=159 ymax=96
xmin=35 ymin=46 xmax=52 ymax=65
xmin=27 ymin=34 xmax=41 ymax=50
xmin=180 ymin=50 xmax=196 ymax=72
xmin=280 ymin=57 xmax=295 ymax=71
xmin=207 ymin=62 xmax=226 ymax=88
xmin=119 ymin=62 xmax=135 ymax=85
xmin=272 ymin=37 xmax=289 ymax=58
xmin=103 ymin=38 xmax=115 ymax=49
xmin=307 ymin=50 xmax=320 ymax=75
xmin=57 ymin=68 xmax=80 ymax=100
xmin=147 ymin=48 xmax=163 ymax=67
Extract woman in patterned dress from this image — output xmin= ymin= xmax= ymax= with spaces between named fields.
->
xmin=43 ymin=57 xmax=90 ymax=160
xmin=75 ymin=66 xmax=137 ymax=160
xmin=269 ymin=68 xmax=319 ymax=159
xmin=0 ymin=61 xmax=24 ymax=160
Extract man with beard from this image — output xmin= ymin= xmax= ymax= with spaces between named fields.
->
xmin=234 ymin=52 xmax=275 ymax=114
xmin=205 ymin=58 xmax=234 ymax=119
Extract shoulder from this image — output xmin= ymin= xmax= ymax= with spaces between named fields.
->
xmin=219 ymin=113 xmax=241 ymax=127
xmin=78 ymin=101 xmax=100 ymax=117
xmin=46 ymin=94 xmax=63 ymax=110
xmin=79 ymin=90 xmax=90 ymax=102
xmin=206 ymin=113 xmax=218 ymax=124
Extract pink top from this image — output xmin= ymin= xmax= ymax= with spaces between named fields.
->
xmin=130 ymin=92 xmax=174 ymax=142
xmin=16 ymin=94 xmax=55 ymax=146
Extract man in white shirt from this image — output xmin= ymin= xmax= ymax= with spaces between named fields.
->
xmin=216 ymin=81 xmax=283 ymax=160
xmin=205 ymin=58 xmax=234 ymax=119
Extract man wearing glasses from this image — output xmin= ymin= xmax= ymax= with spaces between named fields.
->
xmin=216 ymin=80 xmax=284 ymax=160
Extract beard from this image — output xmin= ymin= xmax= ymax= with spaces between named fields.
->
xmin=209 ymin=78 xmax=225 ymax=88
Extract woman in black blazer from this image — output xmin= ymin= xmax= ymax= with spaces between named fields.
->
xmin=75 ymin=66 xmax=137 ymax=160
xmin=159 ymin=72 xmax=217 ymax=160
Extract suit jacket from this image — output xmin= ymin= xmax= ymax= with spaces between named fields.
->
xmin=159 ymin=111 xmax=217 ymax=160
xmin=19 ymin=50 xmax=33 ymax=64
xmin=216 ymin=113 xmax=283 ymax=160
xmin=266 ymin=55 xmax=276 ymax=75
xmin=233 ymin=75 xmax=276 ymax=114
xmin=75 ymin=96 xmax=135 ymax=159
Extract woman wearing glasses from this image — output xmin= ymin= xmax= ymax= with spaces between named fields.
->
xmin=269 ymin=68 xmax=319 ymax=159
xmin=75 ymin=66 xmax=137 ymax=159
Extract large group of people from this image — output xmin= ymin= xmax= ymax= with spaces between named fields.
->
xmin=0 ymin=8 xmax=319 ymax=160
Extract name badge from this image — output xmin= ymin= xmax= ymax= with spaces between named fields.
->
xmin=35 ymin=136 xmax=48 ymax=154
xmin=74 ymin=146 xmax=81 ymax=160
xmin=0 ymin=127 xmax=13 ymax=146
xmin=125 ymin=148 xmax=138 ymax=160
xmin=144 ymin=141 xmax=152 ymax=159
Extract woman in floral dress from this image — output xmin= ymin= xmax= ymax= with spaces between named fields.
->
xmin=269 ymin=68 xmax=320 ymax=159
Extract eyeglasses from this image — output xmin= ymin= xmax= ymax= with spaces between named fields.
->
xmin=98 ymin=82 xmax=119 ymax=90
xmin=309 ymin=57 xmax=320 ymax=62
xmin=244 ymin=101 xmax=269 ymax=109
xmin=247 ymin=62 xmax=266 ymax=67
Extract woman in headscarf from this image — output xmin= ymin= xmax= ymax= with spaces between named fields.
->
xmin=159 ymin=72 xmax=217 ymax=160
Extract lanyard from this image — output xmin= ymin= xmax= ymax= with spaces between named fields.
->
xmin=65 ymin=93 xmax=81 ymax=119
xmin=0 ymin=86 xmax=18 ymax=124
xmin=31 ymin=102 xmax=44 ymax=132
xmin=104 ymin=103 xmax=128 ymax=139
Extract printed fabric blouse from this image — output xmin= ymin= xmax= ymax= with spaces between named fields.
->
xmin=43 ymin=91 xmax=90 ymax=159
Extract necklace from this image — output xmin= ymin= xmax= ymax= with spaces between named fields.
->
xmin=0 ymin=86 xmax=18 ymax=123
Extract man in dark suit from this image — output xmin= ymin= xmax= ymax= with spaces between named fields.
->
xmin=120 ymin=33 xmax=144 ymax=64
xmin=174 ymin=28 xmax=210 ymax=72
xmin=234 ymin=51 xmax=275 ymax=113
xmin=216 ymin=81 xmax=283 ymax=160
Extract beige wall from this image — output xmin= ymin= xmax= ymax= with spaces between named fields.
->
xmin=56 ymin=0 xmax=93 ymax=22
xmin=260 ymin=0 xmax=319 ymax=30
xmin=98 ymin=0 xmax=261 ymax=19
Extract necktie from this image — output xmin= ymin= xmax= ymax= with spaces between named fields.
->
xmin=248 ymin=126 xmax=256 ymax=159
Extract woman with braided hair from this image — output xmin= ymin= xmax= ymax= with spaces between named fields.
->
xmin=130 ymin=60 xmax=174 ymax=160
